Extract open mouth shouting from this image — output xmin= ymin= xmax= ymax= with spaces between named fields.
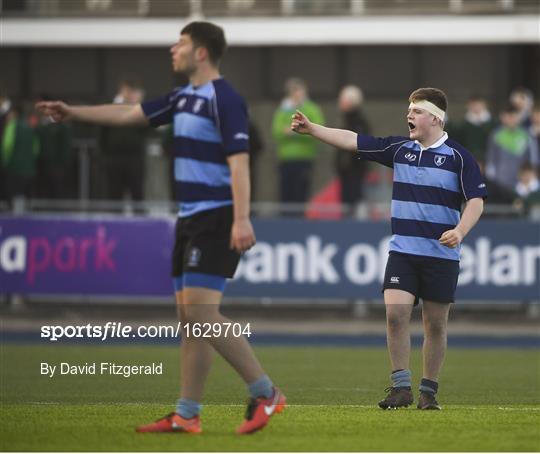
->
xmin=408 ymin=122 xmax=416 ymax=132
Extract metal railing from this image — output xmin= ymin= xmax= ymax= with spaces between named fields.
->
xmin=2 ymin=0 xmax=538 ymax=17
xmin=0 ymin=139 xmax=534 ymax=220
xmin=0 ymin=197 xmax=530 ymax=220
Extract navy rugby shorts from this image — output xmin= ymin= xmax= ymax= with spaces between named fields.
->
xmin=171 ymin=205 xmax=241 ymax=290
xmin=382 ymin=251 xmax=460 ymax=305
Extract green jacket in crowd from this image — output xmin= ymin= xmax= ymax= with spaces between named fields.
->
xmin=1 ymin=117 xmax=39 ymax=178
xmin=485 ymin=126 xmax=539 ymax=192
xmin=448 ymin=117 xmax=497 ymax=163
xmin=272 ymin=99 xmax=325 ymax=161
xmin=36 ymin=121 xmax=72 ymax=167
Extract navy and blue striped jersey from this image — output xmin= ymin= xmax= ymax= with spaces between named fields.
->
xmin=357 ymin=132 xmax=487 ymax=261
xmin=141 ymin=78 xmax=249 ymax=218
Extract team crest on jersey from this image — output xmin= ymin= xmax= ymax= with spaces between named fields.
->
xmin=193 ymin=98 xmax=205 ymax=113
xmin=434 ymin=155 xmax=446 ymax=166
xmin=177 ymin=97 xmax=187 ymax=109
xmin=405 ymin=152 xmax=416 ymax=162
xmin=188 ymin=247 xmax=201 ymax=267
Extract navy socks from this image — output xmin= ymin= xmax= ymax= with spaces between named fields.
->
xmin=419 ymin=378 xmax=439 ymax=395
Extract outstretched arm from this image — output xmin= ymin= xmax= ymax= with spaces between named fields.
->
xmin=291 ymin=110 xmax=357 ymax=151
xmin=35 ymin=101 xmax=148 ymax=127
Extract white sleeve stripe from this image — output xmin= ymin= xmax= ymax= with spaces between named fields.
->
xmin=393 ymin=143 xmax=407 ymax=162
xmin=211 ymin=93 xmax=223 ymax=141
xmin=147 ymin=105 xmax=171 ymax=119
xmin=357 ymin=139 xmax=409 ymax=153
xmin=453 ymin=148 xmax=468 ymax=199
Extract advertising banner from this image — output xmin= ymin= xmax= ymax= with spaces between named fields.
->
xmin=0 ymin=216 xmax=173 ymax=296
xmin=1 ymin=215 xmax=538 ymax=300
xmin=230 ymin=219 xmax=540 ymax=300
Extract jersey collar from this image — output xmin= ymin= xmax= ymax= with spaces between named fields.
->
xmin=415 ymin=132 xmax=448 ymax=152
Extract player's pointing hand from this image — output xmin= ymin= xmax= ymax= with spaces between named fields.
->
xmin=291 ymin=110 xmax=312 ymax=135
xmin=35 ymin=100 xmax=72 ymax=123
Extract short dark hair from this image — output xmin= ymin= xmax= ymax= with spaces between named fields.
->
xmin=511 ymin=86 xmax=533 ymax=99
xmin=519 ymin=161 xmax=536 ymax=173
xmin=409 ymin=87 xmax=448 ymax=112
xmin=501 ymin=103 xmax=519 ymax=114
xmin=181 ymin=21 xmax=227 ymax=65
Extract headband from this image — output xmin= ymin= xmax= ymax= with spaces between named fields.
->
xmin=409 ymin=100 xmax=446 ymax=122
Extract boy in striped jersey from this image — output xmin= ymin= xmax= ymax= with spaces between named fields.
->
xmin=292 ymin=88 xmax=486 ymax=410
xmin=37 ymin=21 xmax=284 ymax=434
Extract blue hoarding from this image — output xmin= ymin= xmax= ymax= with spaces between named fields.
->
xmin=1 ymin=215 xmax=538 ymax=300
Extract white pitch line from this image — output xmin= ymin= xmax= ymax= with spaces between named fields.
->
xmin=21 ymin=402 xmax=540 ymax=411
xmin=497 ymin=407 xmax=540 ymax=411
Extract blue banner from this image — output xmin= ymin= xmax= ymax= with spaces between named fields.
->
xmin=1 ymin=215 xmax=538 ymax=300
xmin=230 ymin=219 xmax=540 ymax=300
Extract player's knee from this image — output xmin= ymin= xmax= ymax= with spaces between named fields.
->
xmin=175 ymin=303 xmax=184 ymax=321
xmin=424 ymin=318 xmax=447 ymax=337
xmin=386 ymin=312 xmax=408 ymax=331
xmin=180 ymin=302 xmax=217 ymax=324
xmin=180 ymin=305 xmax=201 ymax=324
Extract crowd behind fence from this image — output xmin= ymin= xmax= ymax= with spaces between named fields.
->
xmin=1 ymin=83 xmax=539 ymax=220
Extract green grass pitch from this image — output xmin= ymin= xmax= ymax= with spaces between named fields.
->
xmin=1 ymin=344 xmax=539 ymax=451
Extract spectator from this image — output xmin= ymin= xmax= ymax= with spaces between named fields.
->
xmin=0 ymin=91 xmax=10 ymax=138
xmin=0 ymin=100 xmax=39 ymax=205
xmin=34 ymin=94 xmax=73 ymax=199
xmin=449 ymin=95 xmax=496 ymax=172
xmin=100 ymin=76 xmax=148 ymax=202
xmin=515 ymin=162 xmax=540 ymax=216
xmin=0 ymin=89 xmax=12 ymax=204
xmin=272 ymin=77 xmax=324 ymax=207
xmin=485 ymin=104 xmax=539 ymax=197
xmin=334 ymin=85 xmax=371 ymax=216
xmin=530 ymin=104 xmax=540 ymax=152
xmin=516 ymin=162 xmax=540 ymax=198
xmin=510 ymin=86 xmax=534 ymax=129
